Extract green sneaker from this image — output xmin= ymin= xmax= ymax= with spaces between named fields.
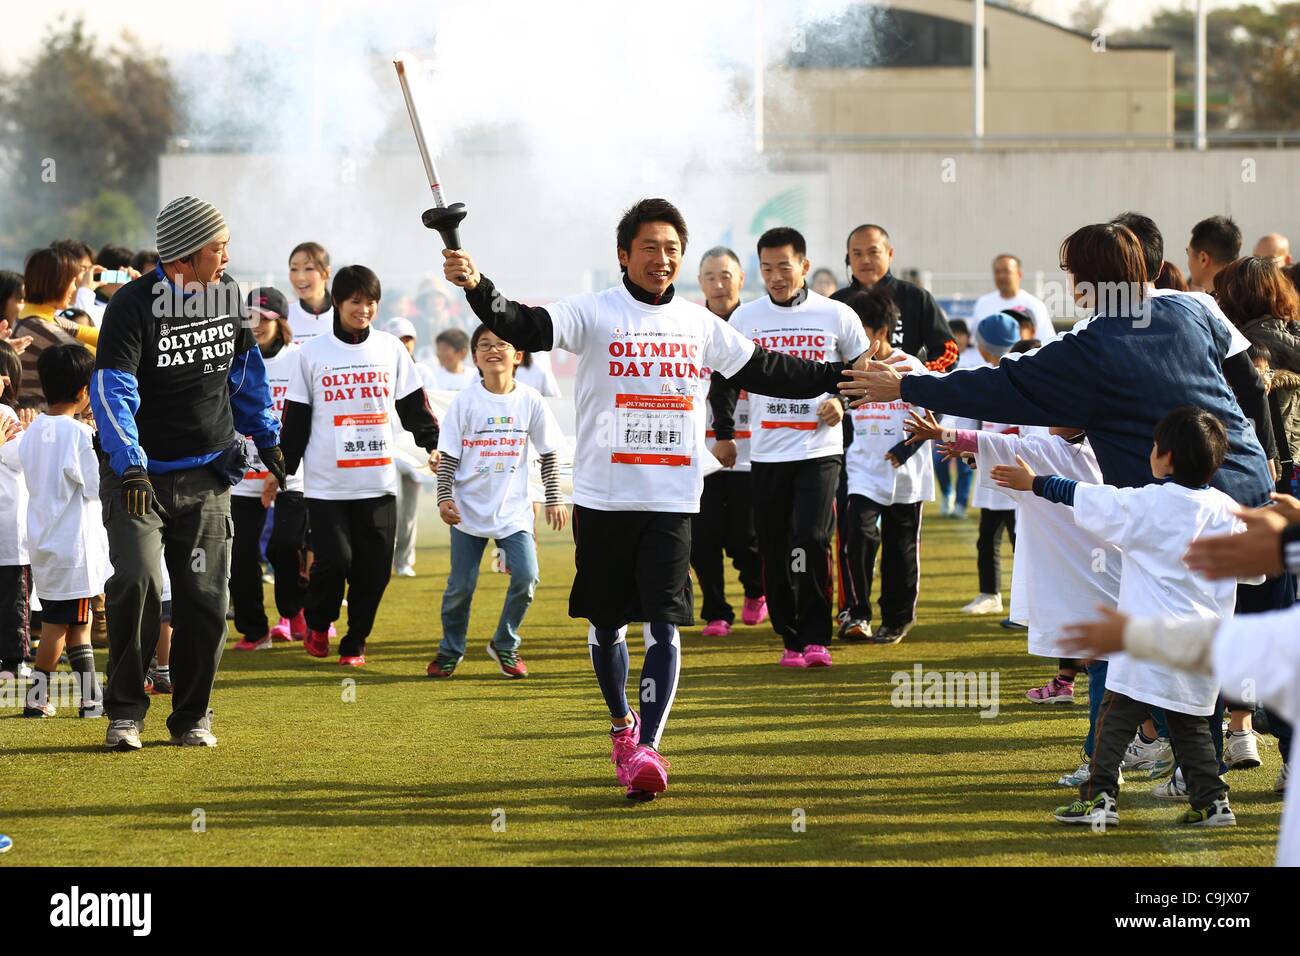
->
xmin=1054 ymin=793 xmax=1118 ymax=826
xmin=1178 ymin=798 xmax=1236 ymax=827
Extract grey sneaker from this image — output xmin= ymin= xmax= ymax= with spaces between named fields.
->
xmin=170 ymin=728 xmax=218 ymax=747
xmin=105 ymin=719 xmax=142 ymax=751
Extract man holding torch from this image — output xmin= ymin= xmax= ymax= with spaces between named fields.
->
xmin=440 ymin=199 xmax=869 ymax=800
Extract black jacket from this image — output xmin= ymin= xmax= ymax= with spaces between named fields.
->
xmin=831 ymin=272 xmax=957 ymax=372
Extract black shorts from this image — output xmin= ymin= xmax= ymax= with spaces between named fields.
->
xmin=569 ymin=505 xmax=693 ymax=628
xmin=41 ymin=597 xmax=92 ymax=626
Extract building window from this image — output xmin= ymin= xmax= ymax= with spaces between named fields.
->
xmin=789 ymin=5 xmax=985 ymax=69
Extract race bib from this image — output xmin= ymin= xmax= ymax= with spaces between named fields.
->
xmin=612 ymin=393 xmax=693 ymax=466
xmin=335 ymin=412 xmax=392 ymax=468
xmin=759 ymin=398 xmax=818 ymax=431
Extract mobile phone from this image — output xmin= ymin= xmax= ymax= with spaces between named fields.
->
xmin=98 ymin=270 xmax=131 ymax=284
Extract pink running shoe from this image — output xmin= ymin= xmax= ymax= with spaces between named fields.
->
xmin=269 ymin=617 xmax=294 ymax=642
xmin=290 ymin=609 xmax=307 ymax=640
xmin=618 ymin=745 xmax=671 ymax=798
xmin=802 ymin=644 xmax=833 ymax=667
xmin=303 ymin=628 xmax=331 ymax=658
xmin=610 ymin=711 xmax=642 ymax=768
xmin=742 ymin=596 xmax=769 ymax=626
xmin=234 ymin=634 xmax=273 ymax=652
xmin=339 ymin=655 xmax=366 ymax=667
xmin=701 ymin=619 xmax=730 ymax=637
xmin=1027 ymin=676 xmax=1076 ymax=704
xmin=780 ymin=649 xmax=808 ymax=668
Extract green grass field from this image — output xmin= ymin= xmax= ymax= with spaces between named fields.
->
xmin=0 ymin=499 xmax=1283 ymax=866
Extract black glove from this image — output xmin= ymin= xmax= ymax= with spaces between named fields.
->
xmin=260 ymin=444 xmax=288 ymax=490
xmin=121 ymin=467 xmax=154 ymax=518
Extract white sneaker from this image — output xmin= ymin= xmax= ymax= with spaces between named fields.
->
xmin=1223 ymin=730 xmax=1262 ymax=770
xmin=395 ymin=565 xmax=416 ymax=578
xmin=938 ymin=495 xmax=953 ymax=516
xmin=1180 ymin=797 xmax=1236 ymax=827
xmin=105 ymin=719 xmax=142 ymax=751
xmin=170 ymin=728 xmax=218 ymax=747
xmin=1056 ymin=762 xmax=1123 ymax=787
xmin=960 ymin=593 xmax=1003 ymax=615
xmin=1153 ymin=768 xmax=1188 ymax=800
xmin=1275 ymin=763 xmax=1289 ymax=794
xmin=1122 ymin=733 xmax=1174 ymax=777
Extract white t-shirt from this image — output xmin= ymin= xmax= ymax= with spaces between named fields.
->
xmin=431 ymin=365 xmax=479 ymax=392
xmin=74 ymin=286 xmax=107 ymax=327
xmin=288 ymin=300 xmax=334 ymax=345
xmin=1073 ymin=481 xmax=1242 ymax=715
xmin=18 ymin=415 xmax=110 ymax=600
xmin=969 ymin=419 xmax=1018 ymax=511
xmin=972 ymin=289 xmax=1056 ymax=344
xmin=516 ymin=351 xmax=562 ymax=397
xmin=975 ymin=433 xmax=1120 ymax=656
xmin=0 ymin=405 xmax=29 ymax=566
xmin=233 ymin=344 xmax=305 ymax=497
xmin=730 ymin=290 xmax=870 ymax=463
xmin=286 ymin=329 xmax=424 ymax=500
xmin=544 ymin=283 xmax=755 ymax=512
xmin=1211 ymin=609 xmax=1300 ymax=865
xmin=704 ymin=389 xmax=753 ymax=473
xmin=437 ymin=380 xmax=560 ymax=539
xmin=846 ymin=350 xmax=933 ymax=505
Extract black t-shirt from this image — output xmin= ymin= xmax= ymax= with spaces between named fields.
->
xmin=831 ymin=273 xmax=956 ymax=371
xmin=95 ymin=270 xmax=256 ymax=462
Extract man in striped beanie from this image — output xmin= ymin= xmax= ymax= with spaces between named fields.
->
xmin=90 ymin=196 xmax=286 ymax=752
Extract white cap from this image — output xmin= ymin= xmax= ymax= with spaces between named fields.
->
xmin=386 ymin=317 xmax=417 ymax=340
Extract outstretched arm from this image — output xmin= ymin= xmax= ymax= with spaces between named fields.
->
xmin=445 ymin=250 xmax=554 ymax=353
xmin=726 ymin=346 xmax=867 ymax=401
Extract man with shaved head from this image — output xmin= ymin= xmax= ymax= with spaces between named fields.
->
xmin=1253 ymin=233 xmax=1293 ymax=268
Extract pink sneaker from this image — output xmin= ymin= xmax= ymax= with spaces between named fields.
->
xmin=742 ymin=596 xmax=768 ymax=626
xmin=803 ymin=644 xmax=833 ymax=667
xmin=234 ymin=634 xmax=273 ymax=651
xmin=1027 ymin=676 xmax=1076 ymax=704
xmin=269 ymin=617 xmax=293 ymax=642
xmin=339 ymin=655 xmax=366 ymax=667
xmin=303 ymin=628 xmax=330 ymax=658
xmin=618 ymin=745 xmax=671 ymax=798
xmin=780 ymin=649 xmax=807 ymax=668
xmin=701 ymin=619 xmax=730 ymax=637
xmin=290 ymin=610 xmax=307 ymax=640
xmin=610 ymin=711 xmax=642 ymax=768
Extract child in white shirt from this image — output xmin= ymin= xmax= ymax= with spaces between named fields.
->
xmin=959 ymin=313 xmax=1023 ymax=616
xmin=18 ymin=344 xmax=109 ymax=717
xmin=839 ymin=287 xmax=933 ymax=645
xmin=429 ymin=326 xmax=565 ymax=678
xmin=0 ymin=341 xmax=30 ymax=679
xmin=909 ymin=409 xmax=1123 ymax=784
xmin=993 ymin=406 xmax=1248 ymax=828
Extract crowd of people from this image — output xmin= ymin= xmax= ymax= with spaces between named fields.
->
xmin=2 ymin=194 xmax=1299 ymax=861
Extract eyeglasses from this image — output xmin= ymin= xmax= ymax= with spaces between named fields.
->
xmin=476 ymin=341 xmax=514 ymax=352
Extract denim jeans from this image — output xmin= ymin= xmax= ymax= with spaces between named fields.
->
xmin=933 ymin=450 xmax=973 ymax=507
xmin=439 ymin=527 xmax=539 ymax=660
xmin=1084 ymin=660 xmax=1107 ymax=757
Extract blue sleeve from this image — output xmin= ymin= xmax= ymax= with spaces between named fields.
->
xmin=900 ymin=333 xmax=1097 ymax=430
xmin=1032 ymin=474 xmax=1078 ymax=506
xmin=91 ymin=368 xmax=147 ymax=475
xmin=228 ymin=347 xmax=280 ymax=449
